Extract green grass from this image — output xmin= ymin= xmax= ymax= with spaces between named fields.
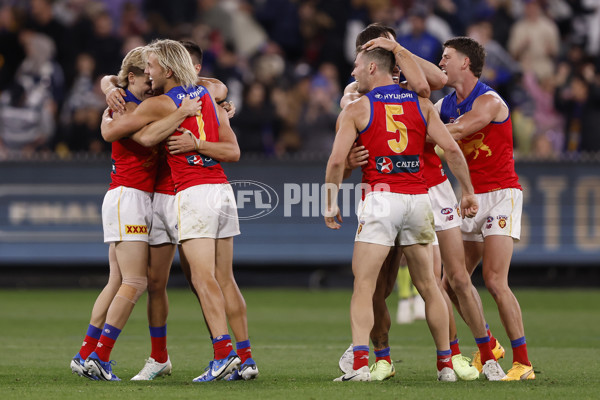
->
xmin=1 ymin=287 xmax=599 ymax=399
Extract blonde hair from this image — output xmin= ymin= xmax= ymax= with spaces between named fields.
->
xmin=116 ymin=46 xmax=146 ymax=88
xmin=144 ymin=39 xmax=197 ymax=88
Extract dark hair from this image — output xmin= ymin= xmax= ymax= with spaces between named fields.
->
xmin=180 ymin=40 xmax=203 ymax=65
xmin=443 ymin=37 xmax=486 ymax=78
xmin=355 ymin=23 xmax=396 ymax=48
xmin=357 ymin=47 xmax=395 ymax=75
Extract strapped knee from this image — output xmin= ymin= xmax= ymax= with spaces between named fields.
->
xmin=116 ymin=276 xmax=147 ymax=304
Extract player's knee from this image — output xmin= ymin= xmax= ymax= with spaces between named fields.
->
xmin=147 ymin=273 xmax=167 ymax=293
xmin=116 ymin=276 xmax=148 ymax=304
xmin=483 ymin=278 xmax=508 ymax=299
xmin=447 ymin=274 xmax=471 ymax=295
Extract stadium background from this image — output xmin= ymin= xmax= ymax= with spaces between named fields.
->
xmin=0 ymin=0 xmax=599 ymax=288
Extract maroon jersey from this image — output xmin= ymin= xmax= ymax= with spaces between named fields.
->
xmin=422 ymin=142 xmax=447 ymax=189
xmin=153 ymin=148 xmax=175 ymax=195
xmin=440 ymin=81 xmax=521 ymax=193
xmin=163 ymin=85 xmax=228 ymax=193
xmin=357 ymin=84 xmax=427 ymax=195
xmin=109 ymin=89 xmax=157 ymax=192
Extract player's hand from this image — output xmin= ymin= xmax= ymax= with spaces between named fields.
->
xmin=460 ymin=193 xmax=479 ymax=219
xmin=179 ymin=95 xmax=202 ymax=117
xmin=105 ymin=87 xmax=126 ymax=114
xmin=168 ymin=127 xmax=198 ymax=154
xmin=346 ymin=143 xmax=369 ymax=170
xmin=324 ymin=206 xmax=343 ymax=230
xmin=362 ymin=37 xmax=399 ymax=53
xmin=220 ymin=101 xmax=236 ymax=119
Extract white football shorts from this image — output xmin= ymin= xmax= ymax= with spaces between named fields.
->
xmin=102 ymin=186 xmax=153 ymax=243
xmin=355 ymin=191 xmax=435 ymax=247
xmin=461 ymin=188 xmax=522 ymax=242
xmin=149 ymin=192 xmax=178 ymax=246
xmin=176 ymin=183 xmax=241 ymax=241
xmin=428 ymin=179 xmax=461 ymax=232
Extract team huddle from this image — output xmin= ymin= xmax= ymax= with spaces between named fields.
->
xmin=70 ymin=39 xmax=256 ymax=382
xmin=69 ymin=24 xmax=532 ymax=384
xmin=325 ymin=24 xmax=532 ymax=382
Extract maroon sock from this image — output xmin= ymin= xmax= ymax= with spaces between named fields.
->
xmin=352 ymin=346 xmax=369 ymax=370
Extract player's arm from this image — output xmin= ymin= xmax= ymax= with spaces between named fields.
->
xmin=198 ymin=77 xmax=227 ymax=103
xmin=325 ymin=99 xmax=367 ymax=229
xmin=334 ymin=111 xmax=368 ymax=180
xmin=167 ymin=105 xmax=241 ymax=162
xmin=362 ymin=38 xmax=430 ymax=98
xmin=445 ymin=95 xmax=504 ymax=141
xmin=101 ymin=96 xmax=175 ymax=143
xmin=340 ymin=82 xmax=361 ymax=109
xmin=412 ymin=54 xmax=447 ymax=90
xmin=200 ymin=105 xmax=241 ymax=162
xmin=101 ymin=75 xmax=126 ymax=113
xmin=419 ymin=97 xmax=478 ymax=218
xmin=130 ymin=96 xmax=203 ymax=147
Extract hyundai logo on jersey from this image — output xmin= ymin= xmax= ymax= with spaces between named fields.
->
xmin=375 ymin=155 xmax=420 ymax=174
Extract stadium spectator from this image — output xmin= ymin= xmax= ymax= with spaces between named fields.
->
xmin=254 ymin=0 xmax=303 ymax=62
xmin=0 ymin=32 xmax=63 ymax=156
xmin=0 ymin=0 xmax=597 ymax=159
xmin=24 ymin=0 xmax=68 ymax=71
xmin=397 ymin=5 xmax=444 ymax=65
xmin=88 ymin=9 xmax=123 ymax=77
xmin=117 ymin=0 xmax=149 ymax=38
xmin=520 ymin=68 xmax=564 ymax=157
xmin=0 ymin=3 xmax=25 ymax=91
xmin=555 ymin=70 xmax=600 ymax=153
xmin=467 ymin=20 xmax=520 ymax=100
xmin=57 ymin=52 xmax=106 ymax=155
xmin=296 ymin=74 xmax=339 ymax=154
xmin=232 ymin=82 xmax=276 ymax=154
xmin=507 ymin=0 xmax=560 ymax=81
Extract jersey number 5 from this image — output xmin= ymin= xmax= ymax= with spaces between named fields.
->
xmin=385 ymin=104 xmax=408 ymax=153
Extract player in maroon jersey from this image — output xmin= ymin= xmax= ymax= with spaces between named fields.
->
xmin=339 ymin=29 xmax=505 ymax=382
xmin=69 ymin=46 xmax=202 ymax=381
xmin=99 ymin=40 xmax=255 ymax=381
xmin=325 ymin=45 xmax=477 ymax=382
xmin=101 ymin=39 xmax=250 ymax=382
xmin=438 ymin=36 xmax=534 ymax=381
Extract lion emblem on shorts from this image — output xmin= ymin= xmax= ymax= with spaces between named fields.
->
xmin=458 ymin=133 xmax=492 ymax=160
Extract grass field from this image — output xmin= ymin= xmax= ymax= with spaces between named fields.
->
xmin=1 ymin=287 xmax=599 ymax=399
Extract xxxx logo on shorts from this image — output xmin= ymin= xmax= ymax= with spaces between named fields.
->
xmin=125 ymin=225 xmax=148 ymax=234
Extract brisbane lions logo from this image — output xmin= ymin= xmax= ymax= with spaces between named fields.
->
xmin=458 ymin=132 xmax=492 ymax=160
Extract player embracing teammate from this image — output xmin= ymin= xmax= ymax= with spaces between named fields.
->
xmin=328 ymin=28 xmax=533 ymax=382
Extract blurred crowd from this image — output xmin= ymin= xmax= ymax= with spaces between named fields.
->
xmin=0 ymin=0 xmax=599 ymax=160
